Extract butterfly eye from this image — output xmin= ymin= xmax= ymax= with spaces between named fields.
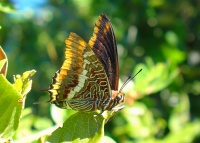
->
xmin=116 ymin=94 xmax=122 ymax=101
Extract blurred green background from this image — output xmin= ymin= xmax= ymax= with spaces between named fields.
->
xmin=1 ymin=0 xmax=200 ymax=143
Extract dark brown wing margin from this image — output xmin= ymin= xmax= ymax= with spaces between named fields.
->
xmin=88 ymin=13 xmax=119 ymax=90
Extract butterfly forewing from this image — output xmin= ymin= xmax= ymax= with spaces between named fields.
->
xmin=48 ymin=33 xmax=112 ymax=111
xmin=89 ymin=13 xmax=119 ymax=90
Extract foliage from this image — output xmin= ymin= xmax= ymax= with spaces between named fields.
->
xmin=0 ymin=48 xmax=35 ymax=142
xmin=0 ymin=0 xmax=200 ymax=143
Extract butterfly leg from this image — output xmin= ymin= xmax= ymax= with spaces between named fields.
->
xmin=110 ymin=105 xmax=124 ymax=111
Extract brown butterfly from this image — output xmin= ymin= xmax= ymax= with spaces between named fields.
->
xmin=42 ymin=13 xmax=141 ymax=115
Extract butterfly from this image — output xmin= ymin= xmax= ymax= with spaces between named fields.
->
xmin=46 ymin=13 xmax=141 ymax=115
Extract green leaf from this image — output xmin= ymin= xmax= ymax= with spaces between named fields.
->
xmin=169 ymin=93 xmax=190 ymax=132
xmin=0 ymin=75 xmax=22 ymax=140
xmin=0 ymin=46 xmax=8 ymax=77
xmin=161 ymin=121 xmax=200 ymax=143
xmin=0 ymin=70 xmax=35 ymax=141
xmin=39 ymin=110 xmax=117 ymax=143
xmin=13 ymin=108 xmax=54 ymax=143
xmin=133 ymin=58 xmax=179 ymax=97
xmin=113 ymin=102 xmax=156 ymax=139
xmin=13 ymin=70 xmax=36 ymax=96
xmin=47 ymin=112 xmax=105 ymax=143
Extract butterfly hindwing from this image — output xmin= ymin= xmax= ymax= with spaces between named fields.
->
xmin=48 ymin=32 xmax=112 ymax=111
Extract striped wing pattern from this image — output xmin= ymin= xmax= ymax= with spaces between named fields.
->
xmin=48 ymin=33 xmax=112 ymax=111
xmin=47 ymin=13 xmax=125 ymax=113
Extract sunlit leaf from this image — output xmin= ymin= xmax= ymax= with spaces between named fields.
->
xmin=161 ymin=121 xmax=200 ymax=143
xmin=169 ymin=93 xmax=190 ymax=132
xmin=161 ymin=44 xmax=186 ymax=68
xmin=0 ymin=75 xmax=22 ymax=141
xmin=46 ymin=112 xmax=105 ymax=143
xmin=113 ymin=102 xmax=156 ymax=139
xmin=0 ymin=3 xmax=19 ymax=14
xmin=13 ymin=70 xmax=36 ymax=97
xmin=133 ymin=58 xmax=179 ymax=98
xmin=0 ymin=70 xmax=35 ymax=141
xmin=14 ymin=107 xmax=55 ymax=143
xmin=39 ymin=110 xmax=116 ymax=143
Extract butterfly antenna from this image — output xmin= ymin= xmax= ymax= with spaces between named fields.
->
xmin=119 ymin=69 xmax=142 ymax=92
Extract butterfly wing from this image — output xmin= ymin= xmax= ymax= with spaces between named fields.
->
xmin=48 ymin=33 xmax=112 ymax=111
xmin=89 ymin=13 xmax=119 ymax=90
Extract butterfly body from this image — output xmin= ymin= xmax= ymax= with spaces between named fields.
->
xmin=48 ymin=13 xmax=125 ymax=114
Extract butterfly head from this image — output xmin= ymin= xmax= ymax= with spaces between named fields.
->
xmin=110 ymin=69 xmax=142 ymax=111
xmin=107 ymin=90 xmax=125 ymax=112
xmin=112 ymin=90 xmax=125 ymax=104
